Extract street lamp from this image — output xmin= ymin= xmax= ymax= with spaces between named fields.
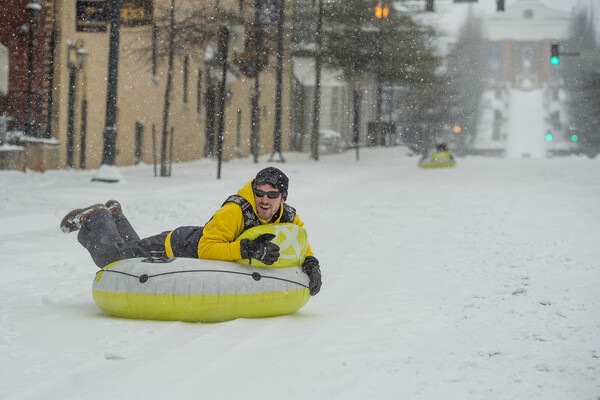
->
xmin=374 ymin=3 xmax=388 ymax=147
xmin=205 ymin=34 xmax=240 ymax=179
xmin=249 ymin=84 xmax=261 ymax=163
xmin=203 ymin=44 xmax=218 ymax=158
xmin=92 ymin=0 xmax=123 ymax=182
xmin=250 ymin=1 xmax=264 ymax=164
xmin=215 ymin=27 xmax=230 ymax=179
xmin=269 ymin=0 xmax=285 ymax=163
xmin=66 ymin=40 xmax=87 ymax=168
xmin=25 ymin=0 xmax=41 ymax=137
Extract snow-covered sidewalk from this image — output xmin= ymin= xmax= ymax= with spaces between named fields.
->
xmin=1 ymin=148 xmax=599 ymax=399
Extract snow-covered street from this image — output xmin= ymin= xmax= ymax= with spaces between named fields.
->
xmin=1 ymin=148 xmax=599 ymax=399
xmin=507 ymin=88 xmax=548 ymax=158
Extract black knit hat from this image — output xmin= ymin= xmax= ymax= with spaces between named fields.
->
xmin=253 ymin=167 xmax=289 ymax=199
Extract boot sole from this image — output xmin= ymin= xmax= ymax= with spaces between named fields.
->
xmin=60 ymin=204 xmax=106 ymax=233
xmin=105 ymin=200 xmax=122 ymax=214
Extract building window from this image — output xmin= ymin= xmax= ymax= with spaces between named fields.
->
xmin=183 ymin=55 xmax=189 ymax=105
xmin=76 ymin=1 xmax=109 ymax=33
xmin=493 ymin=110 xmax=502 ymax=140
xmin=331 ymin=87 xmax=339 ymax=124
xmin=151 ymin=22 xmax=157 ymax=82
xmin=551 ymin=111 xmax=561 ymax=131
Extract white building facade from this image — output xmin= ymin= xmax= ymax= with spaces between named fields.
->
xmin=474 ymin=0 xmax=572 ymax=156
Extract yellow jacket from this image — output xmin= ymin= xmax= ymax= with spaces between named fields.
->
xmin=196 ymin=180 xmax=314 ymax=261
xmin=430 ymin=150 xmax=454 ymax=162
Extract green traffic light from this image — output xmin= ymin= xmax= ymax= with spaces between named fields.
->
xmin=545 ymin=133 xmax=553 ymax=141
xmin=551 ymin=44 xmax=560 ymax=65
xmin=571 ymin=134 xmax=578 ymax=141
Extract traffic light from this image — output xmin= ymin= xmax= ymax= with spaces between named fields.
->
xmin=550 ymin=43 xmax=560 ymax=65
xmin=496 ymin=0 xmax=504 ymax=11
xmin=571 ymin=134 xmax=578 ymax=142
xmin=545 ymin=133 xmax=553 ymax=141
xmin=453 ymin=125 xmax=462 ymax=134
xmin=375 ymin=2 xmax=389 ymax=18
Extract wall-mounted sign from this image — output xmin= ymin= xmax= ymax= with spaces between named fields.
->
xmin=76 ymin=0 xmax=109 ymax=32
xmin=121 ymin=0 xmax=153 ymax=27
xmin=76 ymin=0 xmax=152 ymax=32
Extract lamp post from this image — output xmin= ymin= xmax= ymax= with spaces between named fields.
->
xmin=25 ymin=0 xmax=41 ymax=137
xmin=310 ymin=0 xmax=323 ymax=161
xmin=374 ymin=2 xmax=388 ymax=147
xmin=204 ymin=45 xmax=219 ymax=158
xmin=250 ymin=0 xmax=264 ymax=164
xmin=215 ymin=26 xmax=230 ymax=180
xmin=269 ymin=0 xmax=285 ymax=162
xmin=249 ymin=84 xmax=260 ymax=163
xmin=159 ymin=0 xmax=175 ymax=178
xmin=92 ymin=0 xmax=123 ymax=182
xmin=66 ymin=40 xmax=87 ymax=169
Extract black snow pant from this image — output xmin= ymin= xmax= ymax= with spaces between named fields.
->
xmin=78 ymin=209 xmax=203 ymax=268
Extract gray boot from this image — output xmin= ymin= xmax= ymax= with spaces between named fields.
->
xmin=105 ymin=200 xmax=141 ymax=242
xmin=60 ymin=204 xmax=107 ymax=233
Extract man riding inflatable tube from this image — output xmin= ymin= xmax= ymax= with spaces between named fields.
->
xmin=60 ymin=167 xmax=322 ymax=296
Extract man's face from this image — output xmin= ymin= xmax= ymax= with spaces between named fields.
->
xmin=254 ymin=183 xmax=284 ymax=222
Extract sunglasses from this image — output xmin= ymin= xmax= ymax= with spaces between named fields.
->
xmin=254 ymin=189 xmax=281 ymax=199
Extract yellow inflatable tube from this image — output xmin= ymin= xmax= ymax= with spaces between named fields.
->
xmin=92 ymin=224 xmax=310 ymax=322
xmin=418 ymin=151 xmax=456 ymax=169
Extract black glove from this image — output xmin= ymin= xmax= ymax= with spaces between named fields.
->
xmin=240 ymin=233 xmax=280 ymax=265
xmin=302 ymin=256 xmax=322 ymax=296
